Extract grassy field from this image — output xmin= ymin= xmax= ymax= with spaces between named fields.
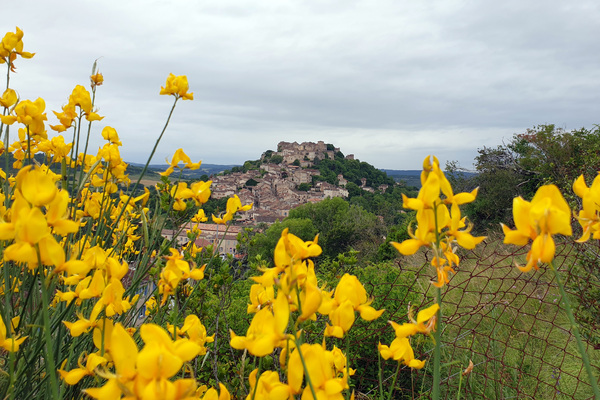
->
xmin=373 ymin=236 xmax=600 ymax=399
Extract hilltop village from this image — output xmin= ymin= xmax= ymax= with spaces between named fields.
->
xmin=209 ymin=141 xmax=391 ymax=223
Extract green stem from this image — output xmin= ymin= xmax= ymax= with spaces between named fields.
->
xmin=37 ymin=256 xmax=60 ymax=399
xmin=432 ymin=201 xmax=443 ymax=400
xmin=457 ymin=368 xmax=464 ymax=400
xmin=386 ymin=361 xmax=401 ymax=400
xmin=345 ymin=334 xmax=351 ymax=400
xmin=251 ymin=357 xmax=263 ymax=400
xmin=61 ymin=158 xmax=67 ymax=189
xmin=432 ymin=287 xmax=442 ymax=399
xmin=549 ymin=260 xmax=600 ymax=399
xmin=378 ymin=348 xmax=384 ymax=400
xmin=26 ymin=126 xmax=31 ymax=166
xmin=8 ymin=347 xmax=14 ymax=400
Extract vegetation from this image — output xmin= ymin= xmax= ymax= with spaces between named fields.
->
xmin=447 ymin=124 xmax=600 ymax=231
xmin=248 ymin=197 xmax=386 ymax=262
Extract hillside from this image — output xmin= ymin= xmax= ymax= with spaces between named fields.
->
xmin=198 ymin=141 xmax=419 ymax=225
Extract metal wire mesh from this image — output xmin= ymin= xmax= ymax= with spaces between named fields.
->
xmin=351 ymin=235 xmax=600 ymax=399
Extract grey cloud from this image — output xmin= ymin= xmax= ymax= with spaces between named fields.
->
xmin=4 ymin=0 xmax=600 ymax=170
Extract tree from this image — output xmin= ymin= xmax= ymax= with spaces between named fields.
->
xmin=446 ymin=124 xmax=600 ymax=231
xmin=512 ymin=124 xmax=600 ymax=202
xmin=297 ymin=183 xmax=311 ymax=191
xmin=446 ymin=144 xmax=533 ymax=231
xmin=248 ymin=198 xmax=386 ymax=263
xmin=287 ymin=197 xmax=386 ymax=259
xmin=270 ymin=155 xmax=283 ymax=164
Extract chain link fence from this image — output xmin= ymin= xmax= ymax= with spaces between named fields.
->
xmin=351 ymin=235 xmax=600 ymax=399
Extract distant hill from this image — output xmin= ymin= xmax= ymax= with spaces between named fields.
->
xmin=380 ymin=169 xmax=421 ymax=187
xmin=382 ymin=169 xmax=477 ymax=188
xmin=128 ymin=162 xmax=240 ymax=179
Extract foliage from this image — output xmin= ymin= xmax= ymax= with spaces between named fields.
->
xmin=312 ymin=157 xmax=395 ymax=188
xmin=376 ymin=211 xmax=415 ymax=261
xmin=447 ymin=124 xmax=600 ymax=231
xmin=297 ymin=182 xmax=311 ymax=191
xmin=245 ymin=178 xmax=258 ymax=187
xmin=287 ymin=197 xmax=386 ymax=260
xmin=269 ymin=154 xmax=283 ymax=164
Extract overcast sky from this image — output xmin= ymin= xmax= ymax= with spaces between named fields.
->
xmin=5 ymin=1 xmax=600 ymax=170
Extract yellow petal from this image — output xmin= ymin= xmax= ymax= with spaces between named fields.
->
xmin=357 ymin=305 xmax=384 ymax=321
xmin=390 ymin=239 xmax=424 ymax=256
xmin=416 ymin=304 xmax=439 ymax=324
xmin=110 ymin=323 xmax=138 ymax=379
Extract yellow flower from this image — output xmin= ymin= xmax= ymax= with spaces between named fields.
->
xmin=573 ymin=173 xmax=600 ymax=242
xmin=67 ymin=85 xmax=103 ymax=121
xmin=58 ymin=352 xmax=108 ymax=385
xmin=247 ymin=369 xmax=292 ymax=400
xmin=247 ymin=283 xmax=275 ymax=313
xmin=0 ymin=98 xmax=47 ymax=135
xmin=160 ymin=148 xmax=201 ymax=176
xmin=288 ymin=343 xmax=346 ymax=399
xmin=190 ymin=180 xmax=212 ymax=205
xmin=501 ymin=184 xmax=572 ymax=272
xmin=137 ymin=324 xmax=201 ymax=380
xmin=158 ymin=249 xmax=206 ymax=304
xmin=179 ymin=315 xmax=214 ymax=354
xmin=90 ymin=72 xmax=104 ymax=87
xmin=324 ymin=273 xmax=384 ymax=338
xmin=50 ymin=103 xmax=77 ymax=132
xmin=101 ymin=126 xmax=122 ymax=146
xmin=378 ymin=337 xmax=425 ymax=369
xmin=201 ymin=383 xmax=231 ymax=400
xmin=16 ymin=165 xmax=58 ymax=206
xmin=0 ymin=315 xmax=26 ymax=352
xmin=0 ymin=27 xmax=35 ymax=72
xmin=230 ymin=291 xmax=289 ymax=356
xmin=192 ymin=208 xmax=208 ymax=223
xmin=388 ymin=303 xmax=439 ymax=338
xmin=379 ymin=304 xmax=437 ymax=369
xmin=63 ymin=302 xmax=104 ymax=337
xmin=212 ymin=195 xmax=252 ymax=224
xmin=145 ymin=297 xmax=157 ymax=316
xmin=45 ymin=189 xmax=80 ymax=235
xmin=0 ymin=88 xmax=17 ymax=108
xmin=84 ymin=323 xmax=138 ymax=399
xmin=160 ymin=73 xmax=194 ymax=100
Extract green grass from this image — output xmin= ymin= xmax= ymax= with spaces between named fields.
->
xmin=394 ymin=236 xmax=600 ymax=399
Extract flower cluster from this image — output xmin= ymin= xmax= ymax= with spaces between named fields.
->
xmin=230 ymin=228 xmax=384 ymax=399
xmin=0 ymin=27 xmax=34 ymax=71
xmin=391 ymin=155 xmax=485 ymax=287
xmin=71 ymin=322 xmax=214 ymax=399
xmin=573 ymin=173 xmax=600 ymax=242
xmin=501 ymin=185 xmax=572 ymax=272
xmin=379 ymin=303 xmax=439 ymax=369
xmin=0 ymin=28 xmax=253 ymax=398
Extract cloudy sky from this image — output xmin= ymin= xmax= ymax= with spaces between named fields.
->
xmin=5 ymin=1 xmax=600 ymax=170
